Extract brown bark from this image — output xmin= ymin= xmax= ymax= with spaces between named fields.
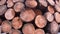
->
xmin=50 ymin=21 xmax=59 ymax=34
xmin=5 ymin=8 xmax=15 ymax=20
xmin=22 ymin=23 xmax=35 ymax=34
xmin=20 ymin=9 xmax=35 ymax=22
xmin=12 ymin=17 xmax=23 ymax=29
xmin=1 ymin=20 xmax=12 ymax=33
xmin=0 ymin=5 xmax=7 ymax=15
xmin=35 ymin=29 xmax=45 ymax=34
xmin=7 ymin=0 xmax=14 ymax=7
xmin=48 ymin=6 xmax=55 ymax=14
xmin=14 ymin=2 xmax=25 ymax=12
xmin=35 ymin=15 xmax=47 ymax=28
xmin=45 ymin=12 xmax=54 ymax=22
xmin=54 ymin=12 xmax=60 ymax=23
xmin=25 ymin=1 xmax=37 ymax=8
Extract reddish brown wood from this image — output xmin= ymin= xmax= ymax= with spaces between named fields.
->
xmin=22 ymin=23 xmax=35 ymax=34
xmin=7 ymin=0 xmax=14 ymax=7
xmin=14 ymin=2 xmax=24 ymax=12
xmin=0 ymin=5 xmax=7 ymax=15
xmin=1 ymin=20 xmax=12 ymax=33
xmin=20 ymin=9 xmax=35 ymax=22
xmin=39 ymin=0 xmax=48 ymax=7
xmin=35 ymin=29 xmax=45 ymax=34
xmin=9 ymin=29 xmax=21 ymax=34
xmin=35 ymin=15 xmax=47 ymax=28
xmin=12 ymin=17 xmax=23 ymax=29
xmin=25 ymin=1 xmax=37 ymax=8
xmin=0 ymin=0 xmax=6 ymax=5
xmin=54 ymin=12 xmax=60 ymax=23
xmin=45 ymin=12 xmax=54 ymax=22
xmin=5 ymin=8 xmax=15 ymax=20
xmin=48 ymin=6 xmax=55 ymax=14
xmin=50 ymin=21 xmax=59 ymax=34
xmin=33 ymin=9 xmax=42 ymax=16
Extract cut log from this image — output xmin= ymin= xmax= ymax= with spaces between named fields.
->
xmin=35 ymin=29 xmax=45 ymax=34
xmin=20 ymin=9 xmax=35 ymax=22
xmin=5 ymin=8 xmax=15 ymax=20
xmin=22 ymin=23 xmax=35 ymax=34
xmin=35 ymin=15 xmax=47 ymax=28
xmin=12 ymin=17 xmax=23 ymax=29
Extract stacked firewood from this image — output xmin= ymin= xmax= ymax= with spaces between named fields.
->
xmin=0 ymin=0 xmax=60 ymax=34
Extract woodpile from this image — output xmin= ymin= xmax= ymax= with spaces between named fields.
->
xmin=0 ymin=0 xmax=60 ymax=34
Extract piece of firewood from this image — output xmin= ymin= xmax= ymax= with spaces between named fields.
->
xmin=48 ymin=6 xmax=55 ymax=14
xmin=35 ymin=15 xmax=47 ymax=28
xmin=0 ymin=5 xmax=7 ymax=16
xmin=25 ymin=0 xmax=37 ymax=8
xmin=7 ymin=0 xmax=14 ymax=7
xmin=47 ymin=0 xmax=55 ymax=6
xmin=20 ymin=9 xmax=35 ymax=22
xmin=50 ymin=21 xmax=59 ymax=34
xmin=22 ymin=23 xmax=35 ymax=34
xmin=55 ymin=4 xmax=60 ymax=12
xmin=44 ymin=12 xmax=54 ymax=22
xmin=1 ymin=20 xmax=12 ymax=33
xmin=5 ymin=8 xmax=15 ymax=20
xmin=12 ymin=17 xmax=23 ymax=29
xmin=38 ymin=0 xmax=48 ymax=7
xmin=35 ymin=29 xmax=45 ymax=34
xmin=0 ymin=0 xmax=6 ymax=5
xmin=9 ymin=29 xmax=22 ymax=34
xmin=14 ymin=2 xmax=25 ymax=12
xmin=54 ymin=12 xmax=60 ymax=23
